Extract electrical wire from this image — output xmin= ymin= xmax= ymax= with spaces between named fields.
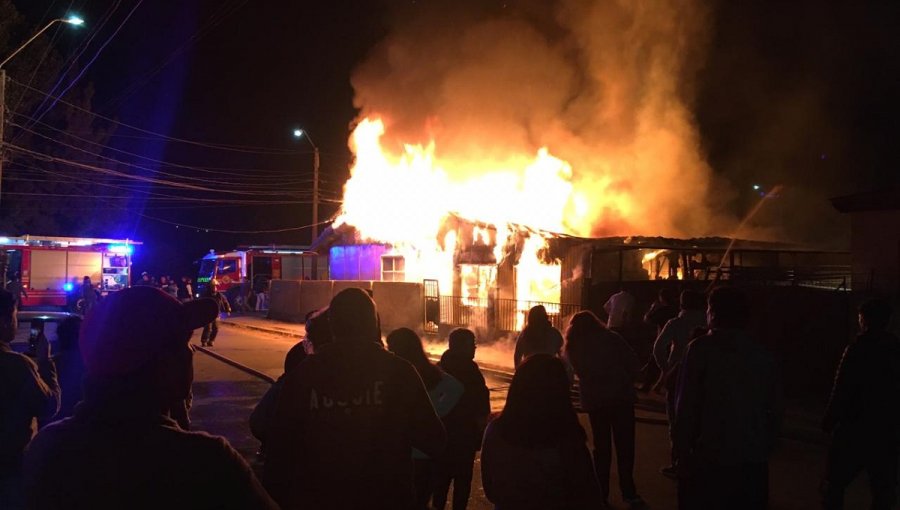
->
xmin=6 ymin=143 xmax=314 ymax=197
xmin=33 ymin=0 xmax=144 ymax=123
xmin=9 ymin=76 xmax=309 ymax=155
xmin=9 ymin=111 xmax=317 ymax=180
xmin=6 ymin=0 xmax=69 ymax=115
xmin=14 ymin=1 xmax=123 ymax=138
xmin=133 ymin=216 xmax=333 ymax=234
xmin=4 ymin=161 xmax=324 ymax=204
xmin=8 ymin=122 xmax=322 ymax=192
xmin=0 ymin=190 xmax=312 ymax=204
xmin=100 ymin=0 xmax=251 ymax=113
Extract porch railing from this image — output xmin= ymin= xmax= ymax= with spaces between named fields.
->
xmin=437 ymin=295 xmax=581 ymax=333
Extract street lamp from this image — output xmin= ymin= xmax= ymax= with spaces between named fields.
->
xmin=0 ymin=14 xmax=85 ymax=213
xmin=0 ymin=16 xmax=85 ymax=68
xmin=292 ymin=128 xmax=320 ymax=245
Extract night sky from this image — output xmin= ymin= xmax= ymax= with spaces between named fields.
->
xmin=4 ymin=0 xmax=899 ymax=278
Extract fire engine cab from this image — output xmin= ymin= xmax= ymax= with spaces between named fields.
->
xmin=196 ymin=246 xmax=327 ymax=296
xmin=0 ymin=235 xmax=141 ymax=308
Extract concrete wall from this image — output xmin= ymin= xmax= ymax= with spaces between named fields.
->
xmin=267 ymin=280 xmax=303 ymax=322
xmin=268 ymin=279 xmax=425 ymax=331
xmin=332 ymin=280 xmax=373 ymax=296
xmin=298 ymin=280 xmax=334 ymax=320
xmin=373 ymin=281 xmax=424 ymax=335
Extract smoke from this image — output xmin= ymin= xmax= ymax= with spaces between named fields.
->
xmin=351 ymin=0 xmax=731 ymax=238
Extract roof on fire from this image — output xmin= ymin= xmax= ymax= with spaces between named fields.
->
xmin=312 ymin=214 xmax=844 ymax=257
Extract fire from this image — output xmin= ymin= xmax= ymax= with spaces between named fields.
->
xmin=338 ymin=118 xmax=593 ymax=238
xmin=642 ymin=250 xmax=662 ymax=265
xmin=336 ymin=117 xmax=584 ymax=305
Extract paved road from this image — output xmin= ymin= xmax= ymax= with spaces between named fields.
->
xmin=190 ymin=326 xmax=872 ymax=510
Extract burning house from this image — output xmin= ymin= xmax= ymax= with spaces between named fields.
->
xmin=309 ymin=215 xmax=850 ymax=338
xmin=266 ymin=117 xmax=849 ymax=339
xmin=313 ymin=213 xmax=573 ymax=337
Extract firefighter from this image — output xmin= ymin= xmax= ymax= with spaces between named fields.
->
xmin=200 ymin=280 xmax=231 ymax=347
xmin=81 ymin=276 xmax=98 ymax=316
xmin=134 ymin=272 xmax=153 ymax=287
xmin=7 ymin=272 xmax=28 ymax=307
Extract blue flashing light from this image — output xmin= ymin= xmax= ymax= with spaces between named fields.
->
xmin=108 ymin=244 xmax=133 ymax=255
xmin=63 ymin=283 xmax=74 ymax=292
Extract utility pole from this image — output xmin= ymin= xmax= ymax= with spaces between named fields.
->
xmin=0 ymin=69 xmax=5 ymax=213
xmin=292 ymin=128 xmax=320 ymax=247
xmin=312 ymin=145 xmax=319 ymax=245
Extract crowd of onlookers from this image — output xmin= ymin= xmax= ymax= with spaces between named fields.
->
xmin=0 ymin=281 xmax=897 ymax=509
xmin=132 ymin=271 xmax=269 ymax=312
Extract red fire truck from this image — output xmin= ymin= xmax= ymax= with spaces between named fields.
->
xmin=1 ymin=235 xmax=141 ymax=308
xmin=196 ymin=246 xmax=327 ymax=296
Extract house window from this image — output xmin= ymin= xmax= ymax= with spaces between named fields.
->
xmin=381 ymin=256 xmax=406 ymax=282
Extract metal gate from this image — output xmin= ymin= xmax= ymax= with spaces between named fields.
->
xmin=423 ymin=279 xmax=440 ymax=333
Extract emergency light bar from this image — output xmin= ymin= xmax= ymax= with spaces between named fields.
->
xmin=107 ymin=244 xmax=134 ymax=255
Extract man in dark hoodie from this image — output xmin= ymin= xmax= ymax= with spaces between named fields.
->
xmin=674 ymin=287 xmax=781 ymax=510
xmin=250 ymin=307 xmax=333 ymax=457
xmin=434 ymin=328 xmax=491 ymax=510
xmin=822 ymin=298 xmax=900 ymax=510
xmin=264 ymin=288 xmax=446 ymax=510
xmin=22 ymin=286 xmax=276 ymax=510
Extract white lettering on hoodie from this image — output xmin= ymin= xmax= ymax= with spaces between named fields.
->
xmin=309 ymin=381 xmax=384 ymax=411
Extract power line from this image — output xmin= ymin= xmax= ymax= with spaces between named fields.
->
xmin=5 ymin=160 xmax=325 ymax=204
xmin=32 ymin=1 xmax=144 ymax=125
xmin=9 ymin=76 xmax=309 ymax=155
xmin=13 ymin=1 xmax=123 ymax=138
xmin=6 ymin=0 xmax=68 ymax=115
xmin=100 ymin=0 xmax=251 ymax=112
xmin=9 ymin=121 xmax=323 ymax=191
xmin=125 ymin=208 xmax=334 ymax=234
xmin=9 ymin=111 xmax=317 ymax=180
xmin=0 ymin=190 xmax=312 ymax=204
xmin=6 ymin=143 xmax=310 ymax=196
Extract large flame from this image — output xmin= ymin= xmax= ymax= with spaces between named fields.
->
xmin=338 ymin=118 xmax=596 ymax=239
xmin=336 ymin=117 xmax=581 ymax=304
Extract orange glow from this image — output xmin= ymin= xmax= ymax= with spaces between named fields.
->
xmin=336 ymin=117 xmax=577 ymax=303
xmin=338 ymin=118 xmax=594 ymax=236
xmin=642 ymin=250 xmax=662 ymax=265
xmin=460 ymin=264 xmax=497 ymax=305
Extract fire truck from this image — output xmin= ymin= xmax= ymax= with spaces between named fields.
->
xmin=0 ymin=235 xmax=141 ymax=308
xmin=196 ymin=246 xmax=327 ymax=297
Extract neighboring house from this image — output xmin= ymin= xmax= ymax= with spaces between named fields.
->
xmin=832 ymin=189 xmax=900 ymax=295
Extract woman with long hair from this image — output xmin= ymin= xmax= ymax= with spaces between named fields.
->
xmin=481 ymin=354 xmax=603 ymax=509
xmin=513 ymin=305 xmax=564 ymax=368
xmin=386 ymin=328 xmax=463 ymax=510
xmin=565 ymin=310 xmax=644 ymax=508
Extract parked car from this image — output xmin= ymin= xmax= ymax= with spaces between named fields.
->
xmin=15 ymin=310 xmax=79 ymax=356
